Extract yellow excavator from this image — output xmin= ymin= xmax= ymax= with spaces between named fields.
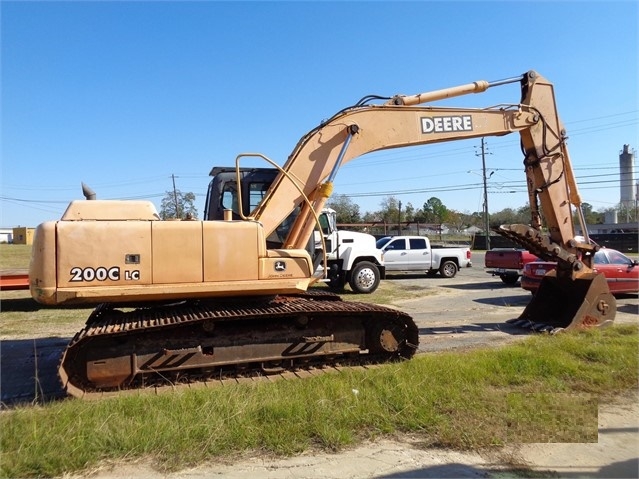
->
xmin=29 ymin=70 xmax=616 ymax=398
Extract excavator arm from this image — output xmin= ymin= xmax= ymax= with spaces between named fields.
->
xmin=253 ymin=72 xmax=583 ymax=257
xmin=249 ymin=70 xmax=615 ymax=330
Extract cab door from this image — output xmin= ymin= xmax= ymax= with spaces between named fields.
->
xmin=382 ymin=238 xmax=409 ymax=271
xmin=406 ymin=237 xmax=430 ymax=270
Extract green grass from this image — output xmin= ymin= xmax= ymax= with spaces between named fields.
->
xmin=0 ymin=244 xmax=32 ymax=270
xmin=1 ymin=325 xmax=637 ymax=478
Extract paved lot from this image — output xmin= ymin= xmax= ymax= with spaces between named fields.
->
xmin=387 ymin=253 xmax=637 ymax=354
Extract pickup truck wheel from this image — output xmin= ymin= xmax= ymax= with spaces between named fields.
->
xmin=349 ymin=261 xmax=380 ymax=294
xmin=439 ymin=261 xmax=458 ymax=278
xmin=500 ymin=275 xmax=519 ymax=285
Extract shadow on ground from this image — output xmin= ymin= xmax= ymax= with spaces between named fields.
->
xmin=376 ymin=457 xmax=639 ymax=478
xmin=473 ymin=295 xmax=531 ymax=307
xmin=419 ymin=321 xmax=530 ymax=337
xmin=0 ymin=337 xmax=69 ymax=407
xmin=618 ymin=303 xmax=639 ymax=315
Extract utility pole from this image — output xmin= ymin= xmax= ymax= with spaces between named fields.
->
xmin=476 ymin=139 xmax=492 ymax=250
xmin=398 ymin=200 xmax=402 ymax=234
xmin=171 ymin=174 xmax=181 ymax=219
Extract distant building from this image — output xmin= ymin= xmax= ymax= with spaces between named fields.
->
xmin=579 ymin=222 xmax=638 ymax=235
xmin=463 ymin=225 xmax=483 ymax=235
xmin=0 ymin=228 xmax=13 ymax=243
xmin=12 ymin=227 xmax=35 ymax=245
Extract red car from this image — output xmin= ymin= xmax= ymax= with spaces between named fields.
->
xmin=521 ymin=248 xmax=639 ymax=295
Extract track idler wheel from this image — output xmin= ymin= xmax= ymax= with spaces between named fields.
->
xmin=511 ymin=271 xmax=616 ymax=333
xmin=366 ymin=318 xmax=418 ymax=359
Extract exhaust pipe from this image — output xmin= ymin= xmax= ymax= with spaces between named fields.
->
xmin=82 ymin=182 xmax=96 ymax=200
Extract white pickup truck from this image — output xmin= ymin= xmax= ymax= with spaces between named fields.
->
xmin=376 ymin=235 xmax=472 ymax=278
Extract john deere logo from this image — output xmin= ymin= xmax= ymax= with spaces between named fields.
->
xmin=274 ymin=261 xmax=286 ymax=272
xmin=421 ymin=115 xmax=472 ymax=134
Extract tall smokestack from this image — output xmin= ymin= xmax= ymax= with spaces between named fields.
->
xmin=619 ymin=144 xmax=635 ymax=209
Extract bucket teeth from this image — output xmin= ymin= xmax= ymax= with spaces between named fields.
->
xmin=507 ymin=319 xmax=556 ymax=334
xmin=537 ymin=325 xmax=556 ymax=333
xmin=507 ymin=318 xmax=533 ymax=329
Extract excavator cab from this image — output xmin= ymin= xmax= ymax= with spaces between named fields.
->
xmin=204 ymin=166 xmax=302 ymax=248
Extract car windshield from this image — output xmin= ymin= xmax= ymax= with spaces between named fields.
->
xmin=595 ymin=249 xmax=632 ymax=265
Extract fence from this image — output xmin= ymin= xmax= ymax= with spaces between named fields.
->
xmin=338 ymin=224 xmax=637 ymax=254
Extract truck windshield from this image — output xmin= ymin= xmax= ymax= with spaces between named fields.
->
xmin=318 ymin=213 xmax=331 ymax=235
xmin=376 ymin=237 xmax=391 ymax=249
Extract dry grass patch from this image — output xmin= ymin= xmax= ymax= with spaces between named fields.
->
xmin=0 ymin=244 xmax=32 ymax=270
xmin=1 ymin=290 xmax=92 ymax=339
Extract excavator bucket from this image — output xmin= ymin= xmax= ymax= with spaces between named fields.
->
xmin=509 ymin=271 xmax=616 ymax=333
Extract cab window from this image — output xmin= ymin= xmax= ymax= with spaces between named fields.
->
xmin=385 ymin=239 xmax=407 ymax=250
xmin=409 ymin=238 xmax=427 ymax=250
xmin=249 ymin=181 xmax=270 ymax=211
xmin=607 ymin=250 xmax=631 ymax=265
xmin=221 ymin=185 xmax=239 ymax=214
xmin=594 ymin=251 xmax=609 ymax=265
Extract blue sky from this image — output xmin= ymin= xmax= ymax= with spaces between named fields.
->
xmin=2 ymin=1 xmax=637 ymax=227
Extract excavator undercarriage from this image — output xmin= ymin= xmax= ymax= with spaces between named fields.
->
xmin=59 ymin=291 xmax=418 ymax=399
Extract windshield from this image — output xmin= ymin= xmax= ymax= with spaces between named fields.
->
xmin=318 ymin=213 xmax=331 ymax=235
xmin=376 ymin=237 xmax=391 ymax=249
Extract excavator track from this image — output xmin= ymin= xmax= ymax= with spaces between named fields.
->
xmin=59 ymin=291 xmax=419 ymax=399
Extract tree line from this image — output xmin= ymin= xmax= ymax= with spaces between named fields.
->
xmin=325 ymin=194 xmax=624 ymax=232
xmin=159 ymin=190 xmax=632 ymax=230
